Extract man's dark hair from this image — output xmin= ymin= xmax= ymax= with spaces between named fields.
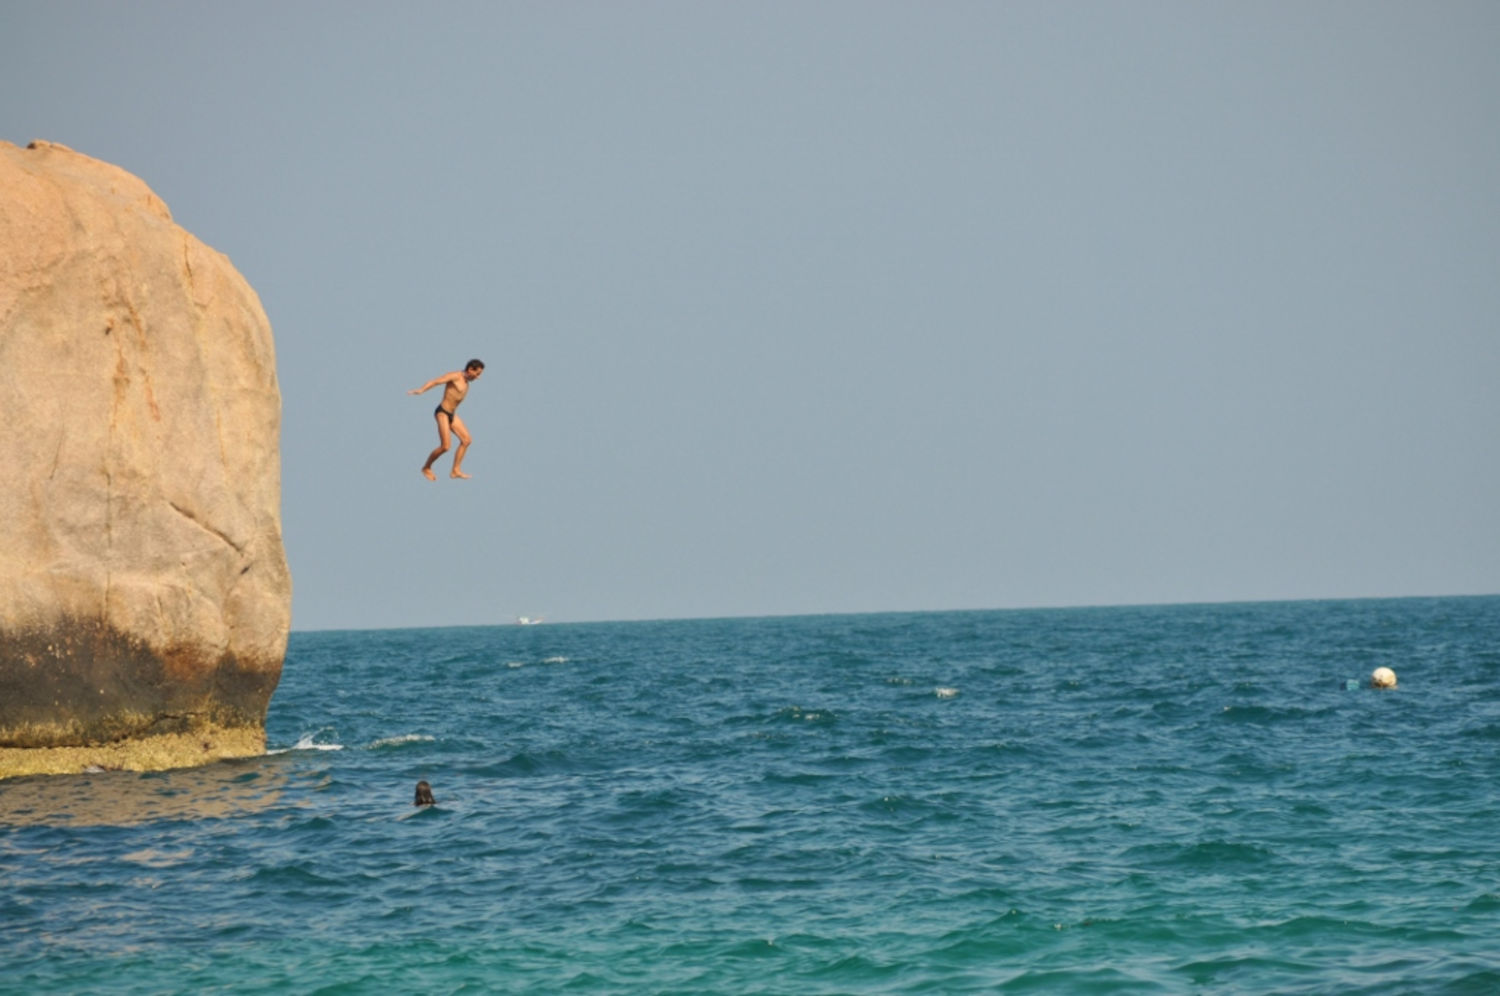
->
xmin=466 ymin=359 xmax=485 ymax=372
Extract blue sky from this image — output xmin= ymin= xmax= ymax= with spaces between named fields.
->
xmin=6 ymin=2 xmax=1498 ymax=629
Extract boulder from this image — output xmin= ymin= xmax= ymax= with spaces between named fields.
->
xmin=0 ymin=141 xmax=290 ymax=774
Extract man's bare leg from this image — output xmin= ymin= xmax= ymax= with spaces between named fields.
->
xmin=422 ymin=415 xmax=452 ymax=480
xmin=450 ymin=418 xmax=473 ymax=479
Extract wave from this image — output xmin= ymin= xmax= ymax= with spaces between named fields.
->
xmin=503 ymin=656 xmax=570 ymax=669
xmin=1122 ymin=839 xmax=1282 ymax=869
xmin=267 ymin=732 xmax=345 ymax=754
xmin=368 ymin=734 xmax=435 ymax=749
xmin=396 ymin=804 xmax=450 ymax=822
xmin=1216 ymin=703 xmax=1338 ymax=724
xmin=461 ymin=749 xmax=603 ymax=778
xmin=244 ymin=862 xmax=344 ymax=887
xmin=774 ymin=705 xmax=837 ymax=724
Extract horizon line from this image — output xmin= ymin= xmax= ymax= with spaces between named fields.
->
xmin=288 ymin=590 xmax=1500 ymax=635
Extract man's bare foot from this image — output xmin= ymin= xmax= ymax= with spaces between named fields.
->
xmin=451 ymin=470 xmax=471 ymax=480
xmin=422 ymin=467 xmax=437 ymax=481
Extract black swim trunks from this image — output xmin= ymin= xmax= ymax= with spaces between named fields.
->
xmin=435 ymin=405 xmax=456 ymax=420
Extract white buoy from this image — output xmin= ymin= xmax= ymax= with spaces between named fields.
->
xmin=1371 ymin=667 xmax=1397 ymax=689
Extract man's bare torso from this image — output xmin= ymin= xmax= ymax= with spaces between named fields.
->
xmin=439 ymin=375 xmax=469 ymax=412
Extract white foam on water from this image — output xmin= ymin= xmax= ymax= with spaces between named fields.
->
xmin=121 ymin=848 xmax=195 ymax=868
xmin=369 ymin=733 xmax=436 ymax=749
xmin=267 ymin=732 xmax=345 ymax=754
xmin=935 ymin=687 xmax=960 ymax=699
xmin=542 ymin=656 xmax=569 ymax=664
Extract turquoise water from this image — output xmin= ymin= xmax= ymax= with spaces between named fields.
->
xmin=4 ymin=597 xmax=1499 ymax=993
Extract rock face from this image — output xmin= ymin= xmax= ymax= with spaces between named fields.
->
xmin=0 ymin=141 xmax=290 ymax=764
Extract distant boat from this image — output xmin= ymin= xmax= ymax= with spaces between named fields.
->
xmin=516 ymin=616 xmax=545 ymax=626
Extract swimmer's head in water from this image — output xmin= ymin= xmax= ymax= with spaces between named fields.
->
xmin=414 ymin=780 xmax=436 ymax=806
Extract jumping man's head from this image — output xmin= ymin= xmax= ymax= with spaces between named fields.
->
xmin=464 ymin=359 xmax=485 ymax=381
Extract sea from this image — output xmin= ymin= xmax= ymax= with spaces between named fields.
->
xmin=3 ymin=596 xmax=1499 ymax=994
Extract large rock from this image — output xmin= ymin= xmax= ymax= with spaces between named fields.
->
xmin=0 ymin=141 xmax=290 ymax=771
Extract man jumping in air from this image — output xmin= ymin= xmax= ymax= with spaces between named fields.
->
xmin=409 ymin=359 xmax=484 ymax=480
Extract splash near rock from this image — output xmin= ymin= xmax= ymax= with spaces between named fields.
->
xmin=0 ymin=141 xmax=290 ymax=777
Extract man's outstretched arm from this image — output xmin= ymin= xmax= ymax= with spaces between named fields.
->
xmin=408 ymin=372 xmax=460 ymax=395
